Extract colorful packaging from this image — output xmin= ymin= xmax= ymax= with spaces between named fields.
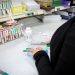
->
xmin=61 ymin=0 xmax=70 ymax=6
xmin=22 ymin=4 xmax=27 ymax=13
xmin=12 ymin=5 xmax=23 ymax=15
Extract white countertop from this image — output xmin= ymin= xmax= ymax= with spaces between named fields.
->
xmin=0 ymin=37 xmax=38 ymax=75
xmin=0 ymin=19 xmax=67 ymax=75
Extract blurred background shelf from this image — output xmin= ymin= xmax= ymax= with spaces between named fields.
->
xmin=0 ymin=10 xmax=44 ymax=22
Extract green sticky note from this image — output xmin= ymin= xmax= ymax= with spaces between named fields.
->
xmin=23 ymin=50 xmax=27 ymax=52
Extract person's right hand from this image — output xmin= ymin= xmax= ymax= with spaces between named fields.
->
xmin=26 ymin=47 xmax=44 ymax=55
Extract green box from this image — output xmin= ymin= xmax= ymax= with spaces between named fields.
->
xmin=52 ymin=0 xmax=62 ymax=6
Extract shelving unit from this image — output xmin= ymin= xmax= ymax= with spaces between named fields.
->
xmin=0 ymin=9 xmax=44 ymax=22
xmin=0 ymin=6 xmax=70 ymax=22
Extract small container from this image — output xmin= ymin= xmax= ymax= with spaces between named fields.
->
xmin=24 ymin=27 xmax=32 ymax=43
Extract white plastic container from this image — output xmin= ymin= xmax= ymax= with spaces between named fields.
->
xmin=24 ymin=27 xmax=32 ymax=43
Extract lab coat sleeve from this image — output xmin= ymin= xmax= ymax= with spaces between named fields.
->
xmin=34 ymin=51 xmax=52 ymax=75
xmin=34 ymin=22 xmax=75 ymax=75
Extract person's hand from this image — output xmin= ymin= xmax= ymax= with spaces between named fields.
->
xmin=26 ymin=47 xmax=44 ymax=55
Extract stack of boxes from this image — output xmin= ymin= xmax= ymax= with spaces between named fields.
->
xmin=0 ymin=23 xmax=24 ymax=44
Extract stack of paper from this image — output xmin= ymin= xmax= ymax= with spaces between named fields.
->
xmin=31 ymin=31 xmax=52 ymax=45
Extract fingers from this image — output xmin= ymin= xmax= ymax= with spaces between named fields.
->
xmin=26 ymin=49 xmax=38 ymax=55
xmin=23 ymin=47 xmax=44 ymax=55
xmin=36 ymin=47 xmax=44 ymax=50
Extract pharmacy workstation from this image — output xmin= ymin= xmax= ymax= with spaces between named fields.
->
xmin=0 ymin=18 xmax=67 ymax=75
xmin=0 ymin=0 xmax=74 ymax=75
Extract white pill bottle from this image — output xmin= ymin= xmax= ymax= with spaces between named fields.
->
xmin=24 ymin=27 xmax=32 ymax=43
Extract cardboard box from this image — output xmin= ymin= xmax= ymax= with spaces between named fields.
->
xmin=36 ymin=1 xmax=52 ymax=7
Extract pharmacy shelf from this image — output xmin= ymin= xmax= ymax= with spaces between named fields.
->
xmin=0 ymin=9 xmax=44 ymax=22
xmin=0 ymin=6 xmax=70 ymax=22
